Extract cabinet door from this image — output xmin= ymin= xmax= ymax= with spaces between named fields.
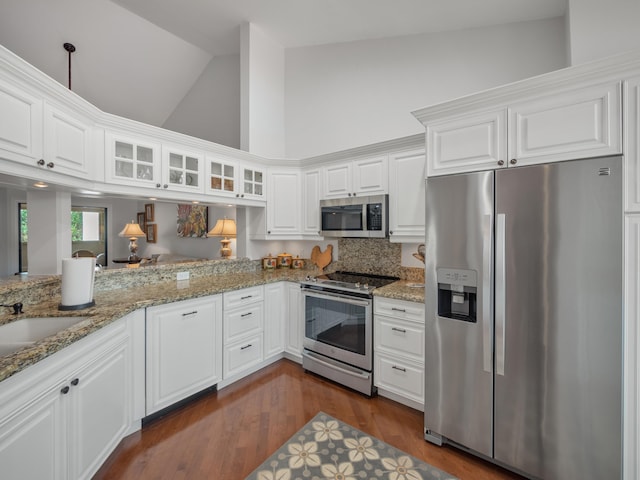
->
xmin=388 ymin=149 xmax=425 ymax=242
xmin=146 ymin=296 xmax=223 ymax=414
xmin=509 ymin=82 xmax=622 ymax=168
xmin=205 ymin=155 xmax=238 ymax=198
xmin=285 ymin=282 xmax=303 ymax=358
xmin=162 ymin=146 xmax=204 ymax=193
xmin=105 ymin=132 xmax=161 ymax=188
xmin=427 ymin=109 xmax=506 ymax=176
xmin=353 ymin=155 xmax=388 ymax=195
xmin=625 ymin=77 xmax=640 ymax=212
xmin=0 ymin=76 xmax=43 ymax=164
xmin=43 ymin=102 xmax=93 ymax=179
xmin=323 ymin=162 xmax=352 ymax=198
xmin=264 ymin=283 xmax=285 ymax=358
xmin=241 ymin=165 xmax=265 ymax=200
xmin=0 ymin=387 xmax=65 ymax=480
xmin=68 ymin=339 xmax=129 ymax=480
xmin=302 ymin=169 xmax=322 ymax=236
xmin=267 ymin=169 xmax=301 ymax=235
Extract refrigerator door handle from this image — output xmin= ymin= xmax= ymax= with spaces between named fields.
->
xmin=495 ymin=213 xmax=506 ymax=376
xmin=482 ymin=214 xmax=493 ymax=373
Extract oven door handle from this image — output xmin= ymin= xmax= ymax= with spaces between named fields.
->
xmin=302 ymin=289 xmax=371 ymax=307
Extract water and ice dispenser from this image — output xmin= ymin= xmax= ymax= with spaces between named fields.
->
xmin=436 ymin=268 xmax=477 ymax=322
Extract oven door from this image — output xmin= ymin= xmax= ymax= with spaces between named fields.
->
xmin=302 ymin=289 xmax=372 ymax=371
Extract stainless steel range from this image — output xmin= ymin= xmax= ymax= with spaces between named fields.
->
xmin=300 ymin=271 xmax=398 ymax=395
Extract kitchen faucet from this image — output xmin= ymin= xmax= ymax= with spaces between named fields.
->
xmin=2 ymin=302 xmax=23 ymax=314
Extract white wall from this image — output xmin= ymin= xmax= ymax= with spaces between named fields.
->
xmin=163 ymin=54 xmax=241 ymax=149
xmin=567 ymin=0 xmax=640 ymax=65
xmin=241 ymin=23 xmax=286 ymax=158
xmin=285 ymin=17 xmax=568 ymax=158
xmin=0 ymin=0 xmax=211 ymax=127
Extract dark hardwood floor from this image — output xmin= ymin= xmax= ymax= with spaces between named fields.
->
xmin=94 ymin=359 xmax=523 ymax=479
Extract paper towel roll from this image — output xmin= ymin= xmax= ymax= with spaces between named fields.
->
xmin=60 ymin=257 xmax=96 ymax=310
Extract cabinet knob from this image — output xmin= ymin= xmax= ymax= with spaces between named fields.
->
xmin=71 ymin=378 xmax=79 ymax=386
xmin=390 ymin=231 xmax=393 ymax=235
xmin=37 ymin=159 xmax=45 ymax=166
xmin=60 ymin=385 xmax=70 ymax=395
xmin=352 ymin=192 xmax=356 ymax=196
xmin=163 ymin=184 xmax=168 ymax=189
xmin=156 ymin=183 xmax=161 ymax=188
xmin=497 ymin=160 xmax=505 ymax=166
xmin=348 ymin=193 xmax=352 ymax=197
xmin=267 ymin=230 xmax=271 ymax=234
xmin=47 ymin=162 xmax=55 ymax=168
xmin=510 ymin=158 xmax=517 ymax=165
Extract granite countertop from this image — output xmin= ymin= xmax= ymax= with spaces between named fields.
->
xmin=373 ymin=280 xmax=426 ymax=303
xmin=0 ymin=269 xmax=425 ymax=384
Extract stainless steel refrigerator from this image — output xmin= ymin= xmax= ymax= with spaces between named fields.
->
xmin=424 ymin=156 xmax=622 ymax=479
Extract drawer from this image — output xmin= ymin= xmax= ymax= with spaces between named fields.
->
xmin=375 ymin=354 xmax=424 ymax=403
xmin=374 ymin=316 xmax=424 ymax=363
xmin=224 ymin=334 xmax=263 ymax=378
xmin=224 ymin=303 xmax=263 ymax=342
xmin=223 ymin=286 xmax=264 ymax=310
xmin=374 ymin=297 xmax=424 ymax=323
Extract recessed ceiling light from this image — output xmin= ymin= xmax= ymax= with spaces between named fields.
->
xmin=33 ymin=181 xmax=48 ymax=188
xmin=149 ymin=197 xmax=157 ymax=201
xmin=192 ymin=201 xmax=200 ymax=204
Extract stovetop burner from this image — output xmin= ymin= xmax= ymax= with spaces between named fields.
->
xmin=301 ymin=271 xmax=399 ymax=295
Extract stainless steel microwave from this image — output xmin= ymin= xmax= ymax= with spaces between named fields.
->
xmin=320 ymin=194 xmax=388 ymax=238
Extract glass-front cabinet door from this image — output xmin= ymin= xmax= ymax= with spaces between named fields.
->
xmin=206 ymin=156 xmax=238 ymax=197
xmin=242 ymin=166 xmax=265 ymax=199
xmin=105 ymin=132 xmax=161 ymax=188
xmin=162 ymin=146 xmax=204 ymax=193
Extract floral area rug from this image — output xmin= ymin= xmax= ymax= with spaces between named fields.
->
xmin=245 ymin=412 xmax=458 ymax=480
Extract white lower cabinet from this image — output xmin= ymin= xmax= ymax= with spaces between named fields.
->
xmin=285 ymin=282 xmax=303 ymax=359
xmin=146 ymin=295 xmax=223 ymax=415
xmin=0 ymin=316 xmax=134 ymax=480
xmin=223 ymin=286 xmax=265 ymax=379
xmin=374 ymin=297 xmax=425 ymax=409
xmin=264 ymin=283 xmax=285 ymax=358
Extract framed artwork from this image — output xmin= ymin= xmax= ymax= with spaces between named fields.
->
xmin=137 ymin=211 xmax=146 ymax=228
xmin=177 ymin=204 xmax=208 ymax=238
xmin=146 ymin=223 xmax=157 ymax=243
xmin=145 ymin=203 xmax=155 ymax=222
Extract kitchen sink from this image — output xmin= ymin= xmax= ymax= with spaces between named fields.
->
xmin=0 ymin=316 xmax=88 ymax=356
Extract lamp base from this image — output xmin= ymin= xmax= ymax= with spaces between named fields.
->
xmin=220 ymin=237 xmax=232 ymax=259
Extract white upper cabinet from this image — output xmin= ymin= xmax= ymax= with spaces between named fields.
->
xmin=206 ymin=155 xmax=238 ymax=198
xmin=302 ymin=168 xmax=322 ymax=237
xmin=241 ymin=165 xmax=266 ymax=200
xmin=266 ymin=168 xmax=302 ymax=236
xmin=508 ymin=82 xmax=621 ymax=166
xmin=624 ymin=77 xmax=640 ymax=213
xmin=427 ymin=110 xmax=506 ymax=176
xmin=105 ymin=132 xmax=161 ymax=188
xmin=388 ymin=149 xmax=426 ymax=242
xmin=423 ymin=81 xmax=622 ymax=177
xmin=322 ymin=155 xmax=388 ymax=198
xmin=161 ymin=145 xmax=204 ymax=193
xmin=43 ymin=102 xmax=93 ymax=179
xmin=0 ymin=76 xmax=43 ymax=166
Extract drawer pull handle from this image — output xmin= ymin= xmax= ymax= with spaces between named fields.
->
xmin=182 ymin=310 xmax=198 ymax=317
xmin=391 ymin=327 xmax=406 ymax=333
xmin=391 ymin=307 xmax=406 ymax=313
xmin=241 ymin=295 xmax=253 ymax=300
xmin=392 ymin=366 xmax=406 ymax=372
xmin=241 ymin=344 xmax=252 ymax=350
xmin=241 ymin=312 xmax=253 ymax=317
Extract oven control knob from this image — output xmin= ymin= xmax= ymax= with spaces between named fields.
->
xmin=355 ymin=282 xmax=360 ymax=288
xmin=363 ymin=283 xmax=369 ymax=290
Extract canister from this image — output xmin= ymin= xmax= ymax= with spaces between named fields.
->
xmin=262 ymin=253 xmax=277 ymax=270
xmin=277 ymin=252 xmax=292 ymax=268
xmin=292 ymin=255 xmax=305 ymax=269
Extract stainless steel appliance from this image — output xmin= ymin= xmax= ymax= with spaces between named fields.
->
xmin=301 ymin=271 xmax=398 ymax=395
xmin=320 ymin=194 xmax=388 ymax=238
xmin=424 ymin=156 xmax=623 ymax=479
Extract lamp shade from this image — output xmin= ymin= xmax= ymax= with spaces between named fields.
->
xmin=207 ymin=218 xmax=237 ymax=237
xmin=119 ymin=222 xmax=146 ymax=238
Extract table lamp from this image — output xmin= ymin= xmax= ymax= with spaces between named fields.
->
xmin=207 ymin=217 xmax=236 ymax=258
xmin=119 ymin=221 xmax=146 ymax=261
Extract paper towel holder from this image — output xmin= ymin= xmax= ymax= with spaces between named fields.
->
xmin=59 ymin=257 xmax=96 ymax=311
